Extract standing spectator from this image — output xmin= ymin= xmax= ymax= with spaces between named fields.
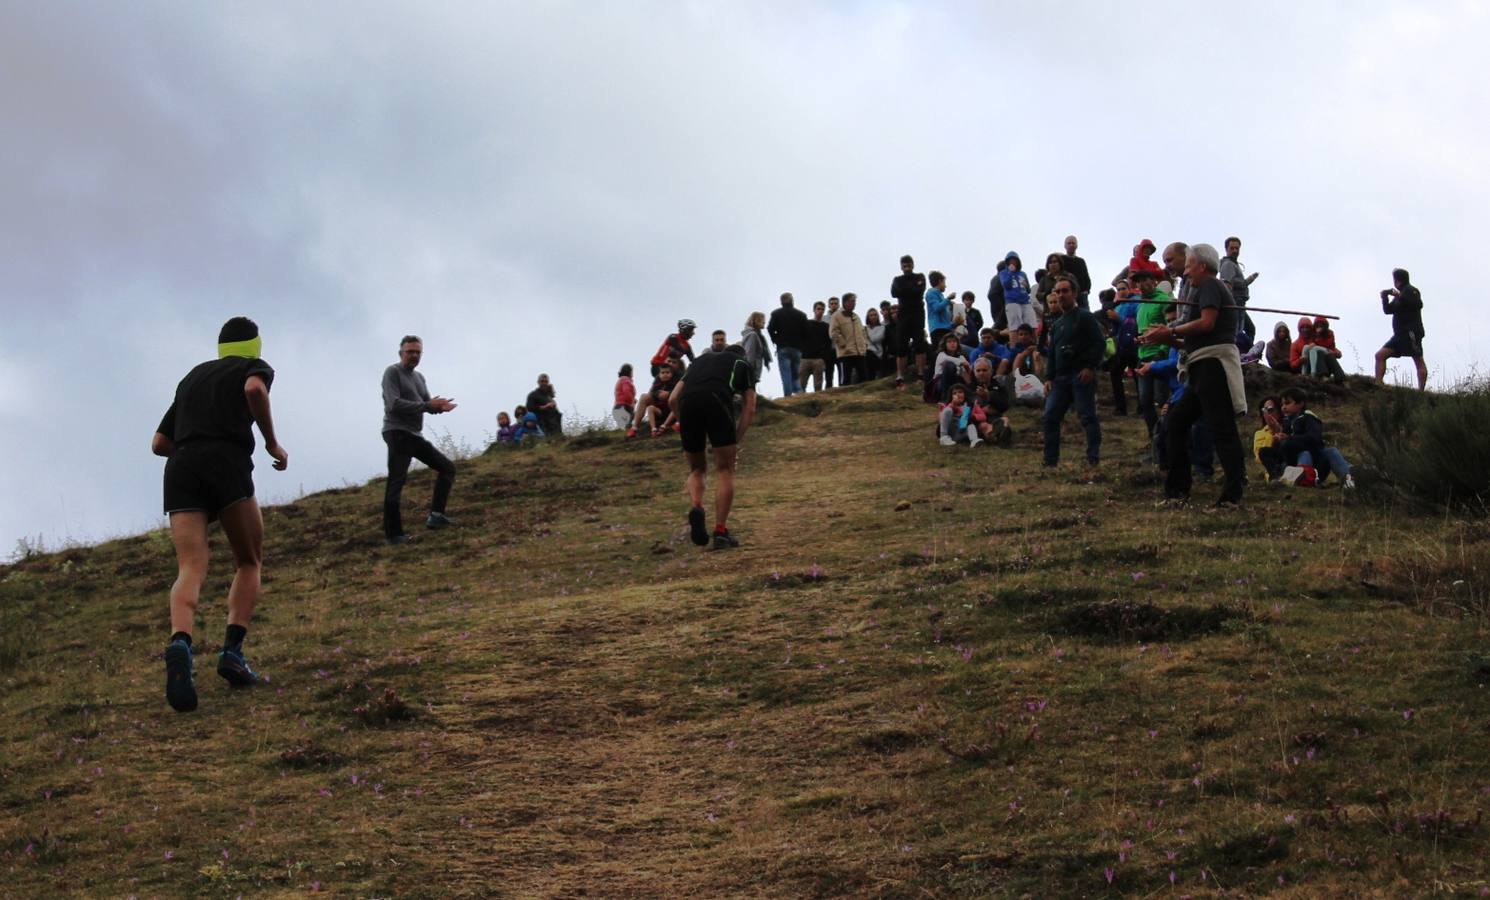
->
xmin=865 ymin=307 xmax=887 ymax=378
xmin=1041 ymin=276 xmax=1104 ymax=469
xmin=739 ymin=311 xmax=772 ymax=386
xmin=1133 ymin=270 xmax=1171 ymax=436
xmin=1220 ymin=236 xmax=1260 ymax=347
xmin=925 ymin=271 xmax=955 ymax=349
xmin=999 ymin=252 xmax=1037 ymax=333
xmin=830 ymin=293 xmax=870 ymax=385
xmin=613 ymin=364 xmax=636 ymax=430
xmin=1265 ymin=321 xmax=1293 ymax=371
xmin=799 ymin=300 xmax=833 ymax=392
xmin=824 ymin=297 xmax=840 ymax=387
xmin=703 ymin=329 xmax=728 ymax=354
xmin=884 ymin=304 xmax=902 ymax=378
xmin=959 ymin=292 xmax=984 ymax=347
xmin=381 ymin=335 xmax=457 ymax=544
xmin=649 ymin=319 xmax=697 ymax=377
xmin=1374 ymin=268 xmax=1428 ymax=389
xmin=1140 ymin=243 xmax=1247 ymax=508
xmin=526 ymin=373 xmax=562 ymax=436
xmin=892 ymin=255 xmax=929 ymax=387
xmin=1160 ymin=242 xmax=1188 ymax=299
xmin=767 ymin=293 xmax=807 ymax=396
xmin=1034 ymin=252 xmax=1068 ymax=313
xmin=987 ymin=257 xmax=1009 ymax=332
xmin=1062 ymin=235 xmax=1092 ymax=311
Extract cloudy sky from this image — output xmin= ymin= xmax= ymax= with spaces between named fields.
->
xmin=3 ymin=1 xmax=1486 ymax=555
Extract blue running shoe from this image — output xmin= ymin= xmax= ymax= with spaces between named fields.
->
xmin=217 ymin=646 xmax=260 ymax=688
xmin=164 ymin=639 xmax=198 ymax=712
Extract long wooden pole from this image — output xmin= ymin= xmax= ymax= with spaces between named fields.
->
xmin=1136 ymin=298 xmax=1340 ymax=321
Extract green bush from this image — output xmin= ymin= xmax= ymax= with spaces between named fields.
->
xmin=1362 ymin=382 xmax=1490 ymax=512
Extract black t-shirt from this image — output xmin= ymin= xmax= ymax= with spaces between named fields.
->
xmin=678 ymin=350 xmax=756 ymax=406
xmin=892 ymin=272 xmax=927 ymax=321
xmin=802 ymin=319 xmax=833 ymax=360
xmin=1183 ymin=277 xmax=1239 ymax=351
xmin=157 ymin=357 xmax=275 ymax=454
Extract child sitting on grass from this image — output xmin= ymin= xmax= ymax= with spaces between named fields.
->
xmin=938 ymin=384 xmax=988 ymax=448
xmin=1271 ymin=387 xmax=1356 ymax=488
xmin=929 ymin=332 xmax=974 ymax=403
xmin=1253 ymin=395 xmax=1284 ymax=480
xmin=496 ymin=411 xmax=518 ymax=444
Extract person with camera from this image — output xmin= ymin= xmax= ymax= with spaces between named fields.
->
xmin=1374 ymin=268 xmax=1428 ymax=390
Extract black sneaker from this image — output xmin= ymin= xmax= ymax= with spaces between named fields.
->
xmin=217 ymin=647 xmax=260 ymax=687
xmin=710 ymin=531 xmax=740 ymax=550
xmin=687 ymin=506 xmax=709 ymax=546
xmin=425 ymin=512 xmax=455 ymax=529
xmin=164 ymin=639 xmax=198 ymax=713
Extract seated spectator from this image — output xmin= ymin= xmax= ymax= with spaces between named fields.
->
xmin=969 ymin=357 xmax=1013 ymax=445
xmin=1303 ymin=316 xmax=1346 ymax=380
xmin=636 ymin=366 xmax=679 ymax=437
xmin=526 ymin=373 xmax=562 ymax=436
xmin=1276 ymin=387 xmax=1356 ymax=488
xmin=496 ymin=411 xmax=518 ymax=444
xmin=937 ymin=384 xmax=988 ymax=448
xmin=512 ymin=411 xmax=543 ymax=441
xmin=614 ymin=364 xmax=637 ymax=431
xmin=930 ymin=332 xmax=973 ymax=403
xmin=1254 ymin=395 xmax=1285 ymax=480
xmin=997 ymin=324 xmax=1044 ymax=380
xmin=1265 ymin=321 xmax=1293 ymax=371
xmin=966 ymin=327 xmax=1008 ymax=369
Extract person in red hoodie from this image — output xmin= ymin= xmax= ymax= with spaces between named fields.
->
xmin=1110 ymin=239 xmax=1164 ymax=287
xmin=614 ymin=364 xmax=637 ymax=432
xmin=1290 ymin=317 xmax=1346 ymax=380
xmin=1307 ymin=316 xmax=1346 ymax=380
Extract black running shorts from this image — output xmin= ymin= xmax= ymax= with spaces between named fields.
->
xmin=678 ymin=394 xmax=737 ymax=454
xmin=163 ymin=444 xmax=255 ymax=520
xmin=898 ymin=317 xmax=929 ymax=357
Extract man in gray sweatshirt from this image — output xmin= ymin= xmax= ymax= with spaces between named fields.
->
xmin=382 ymin=335 xmax=458 ymax=544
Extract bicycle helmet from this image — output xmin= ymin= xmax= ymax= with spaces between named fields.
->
xmin=677 ymin=318 xmax=696 ymax=333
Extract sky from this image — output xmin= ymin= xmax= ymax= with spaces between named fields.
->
xmin=3 ymin=0 xmax=1488 ymax=556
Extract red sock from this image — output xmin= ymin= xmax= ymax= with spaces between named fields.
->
xmin=714 ymin=524 xmax=729 ymax=535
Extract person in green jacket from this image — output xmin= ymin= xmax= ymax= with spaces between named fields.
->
xmin=1042 ymin=275 xmax=1105 ymax=468
xmin=1133 ymin=269 xmax=1172 ymax=438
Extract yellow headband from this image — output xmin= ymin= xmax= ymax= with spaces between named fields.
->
xmin=218 ymin=336 xmax=262 ymax=359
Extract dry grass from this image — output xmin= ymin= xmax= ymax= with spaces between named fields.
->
xmin=3 ymin=374 xmax=1490 ymax=896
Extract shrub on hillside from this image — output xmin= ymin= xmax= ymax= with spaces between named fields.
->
xmin=1362 ymin=381 xmax=1490 ymax=513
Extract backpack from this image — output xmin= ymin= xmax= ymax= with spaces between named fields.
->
xmin=1115 ymin=315 xmax=1139 ymax=360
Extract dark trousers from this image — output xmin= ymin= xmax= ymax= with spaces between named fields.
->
xmin=1042 ymin=374 xmax=1101 ymax=465
xmin=1163 ymin=359 xmax=1244 ymax=502
xmin=839 ymin=355 xmax=868 ymax=385
xmin=383 ymin=430 xmax=456 ymax=538
xmin=1136 ymin=369 xmax=1163 ymax=437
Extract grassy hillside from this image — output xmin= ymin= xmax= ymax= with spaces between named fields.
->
xmin=3 ymin=375 xmax=1489 ymax=897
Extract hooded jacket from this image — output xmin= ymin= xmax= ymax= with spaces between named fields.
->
xmin=1289 ymin=317 xmax=1316 ymax=371
xmin=998 ymin=252 xmax=1032 ymax=306
xmin=1266 ymin=322 xmax=1293 ymax=370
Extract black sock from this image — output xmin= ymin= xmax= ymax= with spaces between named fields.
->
xmin=170 ymin=631 xmax=191 ymax=646
xmin=224 ymin=624 xmax=247 ymax=651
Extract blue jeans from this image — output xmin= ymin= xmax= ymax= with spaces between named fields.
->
xmin=1042 ymin=374 xmax=1101 ymax=465
xmin=1297 ymin=448 xmax=1352 ymax=482
xmin=776 ymin=347 xmax=803 ymax=396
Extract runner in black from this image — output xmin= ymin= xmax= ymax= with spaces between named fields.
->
xmin=152 ymin=317 xmax=288 ymax=712
xmin=669 ymin=344 xmax=757 ymax=549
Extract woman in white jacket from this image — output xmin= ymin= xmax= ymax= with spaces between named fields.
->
xmin=740 ymin=311 xmax=772 ymax=386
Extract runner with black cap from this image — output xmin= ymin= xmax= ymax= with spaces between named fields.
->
xmin=152 ymin=316 xmax=288 ymax=713
xmin=669 ymin=343 xmax=757 ymax=549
